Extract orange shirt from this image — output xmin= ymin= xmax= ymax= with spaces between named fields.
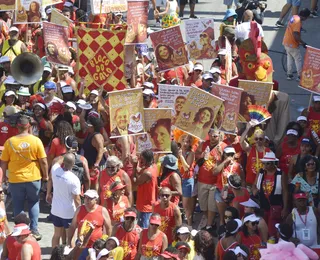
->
xmin=283 ymin=15 xmax=301 ymax=49
xmin=77 ymin=205 xmax=104 ymax=248
xmin=239 ymin=231 xmax=262 ymax=260
xmin=115 ymin=224 xmax=142 ymax=260
xmin=105 ymin=195 xmax=130 ymax=224
xmin=198 ymin=141 xmax=227 ymax=185
xmin=48 ymin=137 xmax=66 ymax=158
xmin=216 ymin=162 xmax=242 ymax=191
xmin=246 ymin=146 xmax=270 ymax=185
xmin=153 ymin=201 xmax=176 ymax=244
xmin=99 ymin=169 xmax=126 ymax=202
xmin=140 ymin=229 xmax=165 ymax=258
xmin=136 ymin=165 xmax=158 ymax=212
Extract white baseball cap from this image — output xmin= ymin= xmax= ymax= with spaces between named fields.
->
xmin=66 ymin=101 xmax=76 ymax=110
xmin=209 ymin=67 xmax=221 ymax=74
xmin=83 ymin=189 xmax=99 ymax=199
xmin=0 ymin=56 xmax=10 ymax=63
xmin=143 ymin=88 xmax=154 ymax=95
xmin=313 ymin=96 xmax=320 ymax=102
xmin=61 ymin=86 xmax=74 ymax=94
xmin=5 ymin=90 xmax=16 ymax=97
xmin=297 ymin=116 xmax=307 ymax=122
xmin=194 ymin=64 xmax=203 ymax=71
xmin=177 ymin=226 xmax=191 ymax=234
xmin=286 ymin=129 xmax=298 ymax=136
xmin=224 ymin=146 xmax=236 ymax=154
xmin=43 ymin=67 xmax=52 ymax=73
xmin=142 ymin=81 xmax=154 ymax=89
xmin=90 ymin=90 xmax=99 ymax=96
xmin=9 ymin=26 xmax=19 ymax=33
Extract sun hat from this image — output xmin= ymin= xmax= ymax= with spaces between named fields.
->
xmin=223 ymin=9 xmax=237 ymax=21
xmin=202 ymin=73 xmax=213 ymax=80
xmin=4 ymin=76 xmax=20 ymax=85
xmin=275 ymin=223 xmax=293 ymax=239
xmin=17 ymin=87 xmax=31 ymax=96
xmin=194 ymin=64 xmax=204 ymax=71
xmin=90 ymin=89 xmax=99 ymax=96
xmin=78 ymin=103 xmax=92 ymax=110
xmin=260 ymin=151 xmax=279 ymax=162
xmin=240 ymin=198 xmax=260 ymax=209
xmin=160 ymin=154 xmax=178 ymax=170
xmin=143 ymin=88 xmax=154 ymax=95
xmin=243 ymin=214 xmax=260 ymax=224
xmin=11 ymin=224 xmax=31 ymax=236
xmin=226 ymin=219 xmax=242 ymax=234
xmin=83 ymin=189 xmax=99 ymax=199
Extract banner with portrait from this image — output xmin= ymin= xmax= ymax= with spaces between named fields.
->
xmin=0 ymin=0 xmax=15 ymax=11
xmin=299 ymin=46 xmax=320 ymax=94
xmin=136 ymin=108 xmax=172 ymax=153
xmin=125 ymin=0 xmax=149 ymax=44
xmin=15 ymin=0 xmax=42 ymax=24
xmin=158 ymin=84 xmax=191 ymax=124
xmin=238 ymin=80 xmax=273 ymax=122
xmin=76 ymin=27 xmax=127 ymax=94
xmin=51 ymin=8 xmax=73 ymax=27
xmin=42 ymin=0 xmax=63 ymax=6
xmin=211 ymin=84 xmax=243 ymax=133
xmin=109 ymin=88 xmax=145 ymax=138
xmin=184 ymin=18 xmax=215 ymax=60
xmin=90 ymin=0 xmax=128 ymax=15
xmin=175 ymin=87 xmax=224 ymax=140
xmin=43 ymin=22 xmax=71 ymax=66
xmin=150 ymin=26 xmax=189 ymax=71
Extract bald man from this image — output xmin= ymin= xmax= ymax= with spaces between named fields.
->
xmin=235 ymin=10 xmax=264 ymax=42
xmin=46 ymin=152 xmax=81 ymax=247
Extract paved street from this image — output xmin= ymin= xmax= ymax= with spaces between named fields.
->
xmin=6 ymin=0 xmax=320 ymax=258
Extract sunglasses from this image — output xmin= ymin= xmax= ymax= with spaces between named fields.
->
xmin=200 ymin=34 xmax=208 ymax=38
xmin=225 ymin=153 xmax=235 ymax=157
xmin=161 ymin=194 xmax=170 ymax=198
xmin=210 ymin=134 xmax=219 ymax=137
xmin=194 ymin=69 xmax=202 ymax=73
xmin=263 ymin=162 xmax=274 ymax=166
xmin=125 ymin=217 xmax=134 ymax=221
xmin=255 ymin=137 xmax=264 ymax=141
xmin=84 ymin=196 xmax=94 ymax=200
xmin=107 ymin=166 xmax=117 ymax=169
xmin=306 ymin=162 xmax=315 ymax=166
xmin=251 ymin=221 xmax=259 ymax=226
xmin=224 ymin=215 xmax=232 ymax=220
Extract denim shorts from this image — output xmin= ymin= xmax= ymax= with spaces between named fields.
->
xmin=182 ymin=178 xmax=194 ymax=198
xmin=287 ymin=0 xmax=301 ymax=7
xmin=214 ymin=189 xmax=224 ymax=203
xmin=51 ymin=214 xmax=73 ymax=229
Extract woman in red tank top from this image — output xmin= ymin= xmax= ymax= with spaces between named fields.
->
xmin=215 ymin=219 xmax=242 ymax=260
xmin=213 ymin=146 xmax=245 ymax=225
xmin=137 ymin=214 xmax=168 ymax=259
xmin=238 ymin=213 xmax=263 ymax=260
xmin=277 ymin=127 xmax=302 ymax=175
xmin=177 ymin=133 xmax=197 ymax=226
xmin=69 ymin=190 xmax=112 ymax=248
xmin=159 ymin=155 xmax=182 ymax=206
xmin=104 ymin=181 xmax=131 ymax=225
xmin=99 ymin=156 xmax=133 ymax=205
xmin=240 ymin=123 xmax=270 ymax=186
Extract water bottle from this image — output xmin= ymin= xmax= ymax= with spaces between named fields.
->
xmin=204 ymin=146 xmax=210 ymax=160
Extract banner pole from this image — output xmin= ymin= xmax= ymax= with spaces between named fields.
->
xmin=307 ymin=93 xmax=313 ymax=113
xmin=174 ymin=68 xmax=179 ymax=84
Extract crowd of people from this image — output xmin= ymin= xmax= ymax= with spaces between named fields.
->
xmin=0 ymin=0 xmax=319 ymax=260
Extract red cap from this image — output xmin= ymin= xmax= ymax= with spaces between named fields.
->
xmin=176 ymin=245 xmax=191 ymax=253
xmin=111 ymin=183 xmax=126 ymax=193
xmin=124 ymin=211 xmax=137 ymax=218
xmin=149 ymin=216 xmax=161 ymax=226
xmin=294 ymin=193 xmax=307 ymax=199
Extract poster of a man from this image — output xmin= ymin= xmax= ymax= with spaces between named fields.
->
xmin=111 ymin=107 xmax=130 ymax=136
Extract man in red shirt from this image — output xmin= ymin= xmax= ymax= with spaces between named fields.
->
xmin=152 ymin=187 xmax=182 ymax=244
xmin=0 ymin=106 xmax=19 ymax=146
xmin=112 ymin=208 xmax=142 ymax=260
xmin=11 ymin=223 xmax=41 ymax=260
xmin=133 ymin=149 xmax=158 ymax=228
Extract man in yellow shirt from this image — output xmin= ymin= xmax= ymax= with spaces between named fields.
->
xmin=0 ymin=115 xmax=48 ymax=241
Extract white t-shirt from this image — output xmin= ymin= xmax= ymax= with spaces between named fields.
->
xmin=235 ymin=21 xmax=264 ymax=42
xmin=51 ymin=163 xmax=81 ymax=219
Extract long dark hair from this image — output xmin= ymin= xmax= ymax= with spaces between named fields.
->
xmin=242 ymin=213 xmax=259 ymax=237
xmin=193 ymin=107 xmax=214 ymax=128
xmin=194 ymin=230 xmax=215 ymax=260
xmin=300 ymin=155 xmax=320 ymax=174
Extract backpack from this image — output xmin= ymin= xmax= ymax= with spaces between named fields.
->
xmin=72 ymin=154 xmax=85 ymax=185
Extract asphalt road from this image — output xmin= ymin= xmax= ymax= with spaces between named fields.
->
xmin=6 ymin=0 xmax=320 ymax=258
